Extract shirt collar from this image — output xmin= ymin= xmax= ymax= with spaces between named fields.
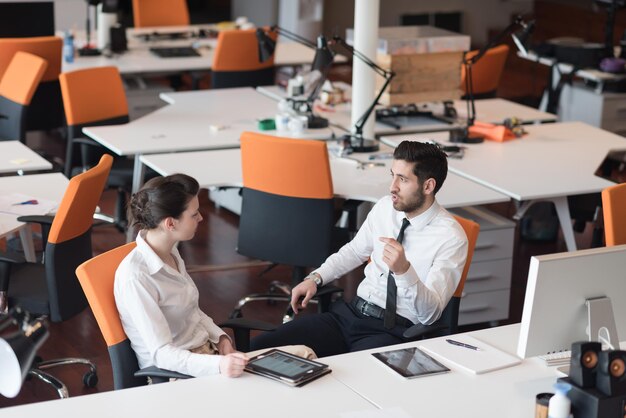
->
xmin=136 ymin=230 xmax=169 ymax=275
xmin=398 ymin=199 xmax=441 ymax=231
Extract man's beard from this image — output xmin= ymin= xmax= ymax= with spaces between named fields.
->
xmin=392 ymin=187 xmax=426 ymax=214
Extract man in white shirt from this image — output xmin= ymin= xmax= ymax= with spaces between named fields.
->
xmin=250 ymin=141 xmax=468 ymax=357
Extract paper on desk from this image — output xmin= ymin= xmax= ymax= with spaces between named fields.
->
xmin=341 ymin=407 xmax=412 ymax=418
xmin=418 ymin=335 xmax=521 ymax=375
xmin=0 ymin=193 xmax=59 ymax=217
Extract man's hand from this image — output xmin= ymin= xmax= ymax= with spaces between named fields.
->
xmin=216 ymin=335 xmax=236 ymax=355
xmin=290 ymin=278 xmax=318 ymax=314
xmin=219 ymin=353 xmax=248 ymax=377
xmin=379 ymin=237 xmax=410 ymax=275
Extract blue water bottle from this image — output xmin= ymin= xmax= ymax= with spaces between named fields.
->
xmin=63 ymin=31 xmax=74 ymax=63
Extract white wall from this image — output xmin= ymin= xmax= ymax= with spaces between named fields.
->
xmin=232 ymin=0 xmax=279 ymax=27
xmin=323 ymin=0 xmax=533 ymax=47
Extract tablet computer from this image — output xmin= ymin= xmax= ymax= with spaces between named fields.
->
xmin=372 ymin=346 xmax=450 ymax=379
xmin=245 ymin=349 xmax=331 ymax=387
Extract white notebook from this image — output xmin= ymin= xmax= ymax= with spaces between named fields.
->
xmin=418 ymin=335 xmax=521 ymax=375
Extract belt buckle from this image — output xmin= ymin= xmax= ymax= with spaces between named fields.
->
xmin=359 ymin=300 xmax=369 ymax=317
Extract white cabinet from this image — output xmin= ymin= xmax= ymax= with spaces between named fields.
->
xmin=449 ymin=206 xmax=515 ymax=326
xmin=559 ymin=83 xmax=626 ymax=136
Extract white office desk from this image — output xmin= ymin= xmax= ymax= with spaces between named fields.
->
xmin=2 ymin=368 xmax=376 ymax=418
xmin=257 ymin=85 xmax=556 ymax=136
xmin=83 ymin=87 xmax=341 ymax=195
xmin=0 ymin=141 xmax=52 ymax=174
xmin=0 ymin=173 xmax=68 ymax=262
xmin=381 ymin=121 xmax=626 ymax=251
xmin=322 ymin=323 xmax=557 ymax=417
xmin=140 ymin=145 xmax=509 ymax=208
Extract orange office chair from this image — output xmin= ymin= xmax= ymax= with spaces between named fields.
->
xmin=601 ymin=183 xmax=626 ymax=246
xmin=403 ymin=215 xmax=480 ymax=339
xmin=461 ymin=44 xmax=510 ymax=99
xmin=0 ymin=36 xmax=63 ymax=132
xmin=132 ymin=0 xmax=189 ymax=27
xmin=0 ymin=155 xmax=113 ymax=398
xmin=76 ymin=242 xmax=278 ymax=389
xmin=231 ymin=132 xmax=344 ymax=323
xmin=0 ymin=51 xmax=48 ymax=143
xmin=211 ymin=29 xmax=276 ymax=89
xmin=59 ymin=66 xmax=133 ymax=230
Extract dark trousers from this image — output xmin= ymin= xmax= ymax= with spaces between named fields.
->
xmin=249 ymin=299 xmax=409 ymax=358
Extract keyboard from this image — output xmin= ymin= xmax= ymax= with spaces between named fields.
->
xmin=538 ymin=350 xmax=571 ymax=366
xmin=149 ymin=46 xmax=200 ymax=58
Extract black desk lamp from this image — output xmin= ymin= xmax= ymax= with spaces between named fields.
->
xmin=451 ymin=15 xmax=534 ymax=144
xmin=0 ymin=308 xmax=49 ymax=398
xmin=329 ymin=35 xmax=395 ymax=153
xmin=257 ymin=26 xmax=335 ymax=129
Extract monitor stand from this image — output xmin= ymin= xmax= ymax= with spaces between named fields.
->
xmin=586 ymin=297 xmax=619 ymax=348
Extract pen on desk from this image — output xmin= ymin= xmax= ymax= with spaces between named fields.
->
xmin=12 ymin=200 xmax=38 ymax=206
xmin=446 ymin=339 xmax=481 ymax=351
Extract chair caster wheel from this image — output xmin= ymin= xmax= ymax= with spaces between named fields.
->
xmin=83 ymin=371 xmax=98 ymax=388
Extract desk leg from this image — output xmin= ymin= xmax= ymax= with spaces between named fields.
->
xmin=19 ymin=225 xmax=37 ymax=262
xmin=550 ymin=196 xmax=577 ymax=252
xmin=131 ymin=155 xmax=146 ymax=194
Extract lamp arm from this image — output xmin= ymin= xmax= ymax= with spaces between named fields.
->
xmin=331 ymin=36 xmax=392 ymax=79
xmin=270 ymin=25 xmax=316 ymax=49
xmin=466 ymin=15 xmax=524 ymax=66
xmin=354 ymin=72 xmax=395 ymax=134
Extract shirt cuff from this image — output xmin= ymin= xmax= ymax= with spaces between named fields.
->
xmin=393 ymin=263 xmax=420 ymax=288
xmin=312 ymin=267 xmax=332 ymax=285
xmin=187 ymin=352 xmax=223 ymax=376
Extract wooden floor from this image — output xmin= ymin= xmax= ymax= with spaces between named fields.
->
xmin=0 ymin=65 xmax=596 ymax=408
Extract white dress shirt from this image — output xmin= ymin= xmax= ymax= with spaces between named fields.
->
xmin=114 ymin=231 xmax=227 ymax=377
xmin=315 ymin=196 xmax=468 ymax=325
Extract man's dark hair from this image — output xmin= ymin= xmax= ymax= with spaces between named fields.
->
xmin=393 ymin=141 xmax=448 ymax=194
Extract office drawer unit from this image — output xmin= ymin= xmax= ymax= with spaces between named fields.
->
xmin=559 ymin=83 xmax=626 ymax=136
xmin=449 ymin=206 xmax=515 ymax=326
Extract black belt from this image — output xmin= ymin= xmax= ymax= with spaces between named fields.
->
xmin=352 ymin=296 xmax=414 ymax=328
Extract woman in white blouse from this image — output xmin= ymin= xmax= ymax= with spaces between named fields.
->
xmin=114 ymin=174 xmax=312 ymax=378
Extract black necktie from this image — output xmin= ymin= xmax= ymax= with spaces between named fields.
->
xmin=384 ymin=218 xmax=411 ymax=329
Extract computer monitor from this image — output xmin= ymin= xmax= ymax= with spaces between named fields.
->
xmin=0 ymin=2 xmax=55 ymax=38
xmin=517 ymin=244 xmax=626 ymax=359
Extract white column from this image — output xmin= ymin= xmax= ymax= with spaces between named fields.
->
xmin=351 ymin=0 xmax=379 ymax=139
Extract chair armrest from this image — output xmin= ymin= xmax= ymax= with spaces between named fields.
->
xmin=314 ymin=284 xmax=343 ymax=298
xmin=16 ymin=215 xmax=54 ymax=247
xmin=402 ymin=323 xmax=448 ymax=340
xmin=219 ymin=318 xmax=277 ymax=353
xmin=134 ymin=366 xmax=191 ymax=382
xmin=16 ymin=215 xmax=54 ymax=225
xmin=313 ymin=284 xmax=343 ymax=313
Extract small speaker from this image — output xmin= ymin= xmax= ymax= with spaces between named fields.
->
xmin=596 ymin=350 xmax=626 ymax=397
xmin=569 ymin=341 xmax=602 ymax=388
xmin=110 ymin=24 xmax=127 ymax=53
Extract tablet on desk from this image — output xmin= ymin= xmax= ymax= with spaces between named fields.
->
xmin=245 ymin=349 xmax=331 ymax=387
xmin=372 ymin=347 xmax=450 ymax=379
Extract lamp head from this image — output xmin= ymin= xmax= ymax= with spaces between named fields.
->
xmin=256 ymin=27 xmax=277 ymax=63
xmin=311 ymin=35 xmax=335 ymax=73
xmin=512 ymin=19 xmax=535 ymax=56
xmin=0 ymin=318 xmax=48 ymax=398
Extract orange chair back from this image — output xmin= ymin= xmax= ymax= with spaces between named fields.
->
xmin=452 ymin=215 xmax=480 ymax=298
xmin=76 ymin=243 xmax=136 ymax=347
xmin=48 ymin=154 xmax=113 ymax=244
xmin=0 ymin=36 xmax=62 ymax=82
xmin=602 ymin=183 xmax=626 ymax=246
xmin=461 ymin=44 xmax=509 ymax=96
xmin=132 ymin=0 xmax=189 ymax=27
xmin=213 ymin=29 xmax=276 ymax=72
xmin=240 ymin=131 xmax=332 ymax=199
xmin=59 ymin=67 xmax=129 ymax=126
xmin=0 ymin=51 xmax=48 ymax=106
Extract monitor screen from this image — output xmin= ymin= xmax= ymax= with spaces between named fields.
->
xmin=0 ymin=2 xmax=55 ymax=38
xmin=517 ymin=245 xmax=626 ymax=359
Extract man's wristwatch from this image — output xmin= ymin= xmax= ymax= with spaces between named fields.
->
xmin=306 ymin=273 xmax=323 ymax=288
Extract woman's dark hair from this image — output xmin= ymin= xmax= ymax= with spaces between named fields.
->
xmin=128 ymin=174 xmax=200 ymax=230
xmin=393 ymin=141 xmax=448 ymax=194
